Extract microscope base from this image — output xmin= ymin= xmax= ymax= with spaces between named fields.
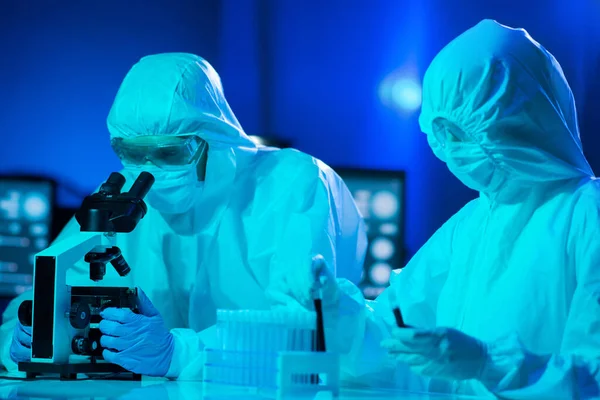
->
xmin=18 ymin=361 xmax=142 ymax=381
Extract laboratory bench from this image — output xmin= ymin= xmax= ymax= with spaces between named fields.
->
xmin=0 ymin=373 xmax=485 ymax=400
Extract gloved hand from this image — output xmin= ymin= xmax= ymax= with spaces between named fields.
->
xmin=99 ymin=288 xmax=174 ymax=377
xmin=9 ymin=321 xmax=31 ymax=363
xmin=310 ymin=255 xmax=340 ymax=308
xmin=381 ymin=327 xmax=489 ymax=381
xmin=268 ymin=254 xmax=340 ymax=311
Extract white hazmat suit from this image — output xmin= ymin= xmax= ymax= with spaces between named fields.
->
xmin=329 ymin=20 xmax=600 ymax=399
xmin=0 ymin=53 xmax=367 ymax=379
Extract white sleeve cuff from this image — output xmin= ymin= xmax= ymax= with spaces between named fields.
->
xmin=165 ymin=326 xmax=216 ymax=380
xmin=479 ymin=333 xmax=552 ymax=394
xmin=479 ymin=334 xmax=527 ymax=391
xmin=481 ymin=342 xmax=597 ymax=399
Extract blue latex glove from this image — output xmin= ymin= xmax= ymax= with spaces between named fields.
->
xmin=99 ymin=288 xmax=174 ymax=377
xmin=381 ymin=327 xmax=488 ymax=381
xmin=9 ymin=321 xmax=31 ymax=363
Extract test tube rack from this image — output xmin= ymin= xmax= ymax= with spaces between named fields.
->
xmin=202 ymin=310 xmax=340 ymax=399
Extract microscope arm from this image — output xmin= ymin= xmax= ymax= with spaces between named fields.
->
xmin=36 ymin=232 xmax=115 ymax=268
xmin=31 ymin=232 xmax=114 ymax=364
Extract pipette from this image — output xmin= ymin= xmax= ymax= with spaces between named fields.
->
xmin=310 ymin=258 xmax=327 ymax=385
xmin=388 ymin=290 xmax=410 ymax=328
xmin=311 ymin=258 xmax=327 ymax=353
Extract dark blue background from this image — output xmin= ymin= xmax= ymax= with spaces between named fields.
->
xmin=1 ymin=0 xmax=599 ymax=259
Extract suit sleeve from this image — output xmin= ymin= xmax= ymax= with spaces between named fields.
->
xmin=476 ymin=194 xmax=600 ymax=399
xmin=333 ymin=206 xmax=464 ymax=388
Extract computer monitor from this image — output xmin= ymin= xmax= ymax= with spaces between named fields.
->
xmin=334 ymin=168 xmax=405 ymax=300
xmin=0 ymin=177 xmax=55 ymax=297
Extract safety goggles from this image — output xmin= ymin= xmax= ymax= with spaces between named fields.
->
xmin=111 ymin=135 xmax=208 ymax=168
xmin=431 ymin=119 xmax=470 ymax=147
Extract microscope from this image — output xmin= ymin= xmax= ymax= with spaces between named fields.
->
xmin=17 ymin=171 xmax=155 ymax=380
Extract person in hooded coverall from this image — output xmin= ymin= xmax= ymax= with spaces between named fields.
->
xmin=289 ymin=20 xmax=600 ymax=399
xmin=0 ymin=53 xmax=367 ymax=379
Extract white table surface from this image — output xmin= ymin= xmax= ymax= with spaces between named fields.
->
xmin=0 ymin=374 xmax=485 ymax=400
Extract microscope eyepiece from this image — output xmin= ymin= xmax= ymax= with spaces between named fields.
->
xmin=99 ymin=172 xmax=126 ymax=196
xmin=126 ymin=172 xmax=155 ymax=200
xmin=78 ymin=171 xmax=154 ymax=233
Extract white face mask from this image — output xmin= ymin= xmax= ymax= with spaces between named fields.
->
xmin=444 ymin=142 xmax=506 ymax=193
xmin=125 ymin=163 xmax=203 ymax=214
xmin=428 ymin=133 xmax=506 ymax=194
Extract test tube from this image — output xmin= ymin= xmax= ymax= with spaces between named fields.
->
xmin=265 ymin=312 xmax=271 ymax=387
xmin=244 ymin=311 xmax=250 ymax=385
xmin=291 ymin=313 xmax=297 ymax=352
xmin=271 ymin=311 xmax=278 ymax=387
xmin=216 ymin=310 xmax=222 ymax=347
xmin=254 ymin=311 xmax=260 ymax=387
xmin=236 ymin=311 xmax=243 ymax=385
xmin=254 ymin=311 xmax=265 ymax=387
xmin=253 ymin=311 xmax=260 ymax=386
xmin=264 ymin=311 xmax=271 ymax=388
xmin=277 ymin=312 xmax=284 ymax=357
xmin=218 ymin=310 xmax=227 ymax=351
xmin=227 ymin=311 xmax=233 ymax=384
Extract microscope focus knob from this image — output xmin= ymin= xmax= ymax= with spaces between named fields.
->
xmin=71 ymin=336 xmax=101 ymax=356
xmin=18 ymin=300 xmax=33 ymax=327
xmin=69 ymin=303 xmax=91 ymax=329
xmin=71 ymin=336 xmax=90 ymax=355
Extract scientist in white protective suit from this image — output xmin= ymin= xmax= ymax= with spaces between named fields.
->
xmin=0 ymin=53 xmax=367 ymax=379
xmin=290 ymin=20 xmax=600 ymax=399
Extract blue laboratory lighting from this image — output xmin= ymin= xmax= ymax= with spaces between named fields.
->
xmin=379 ymin=72 xmax=422 ymax=113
